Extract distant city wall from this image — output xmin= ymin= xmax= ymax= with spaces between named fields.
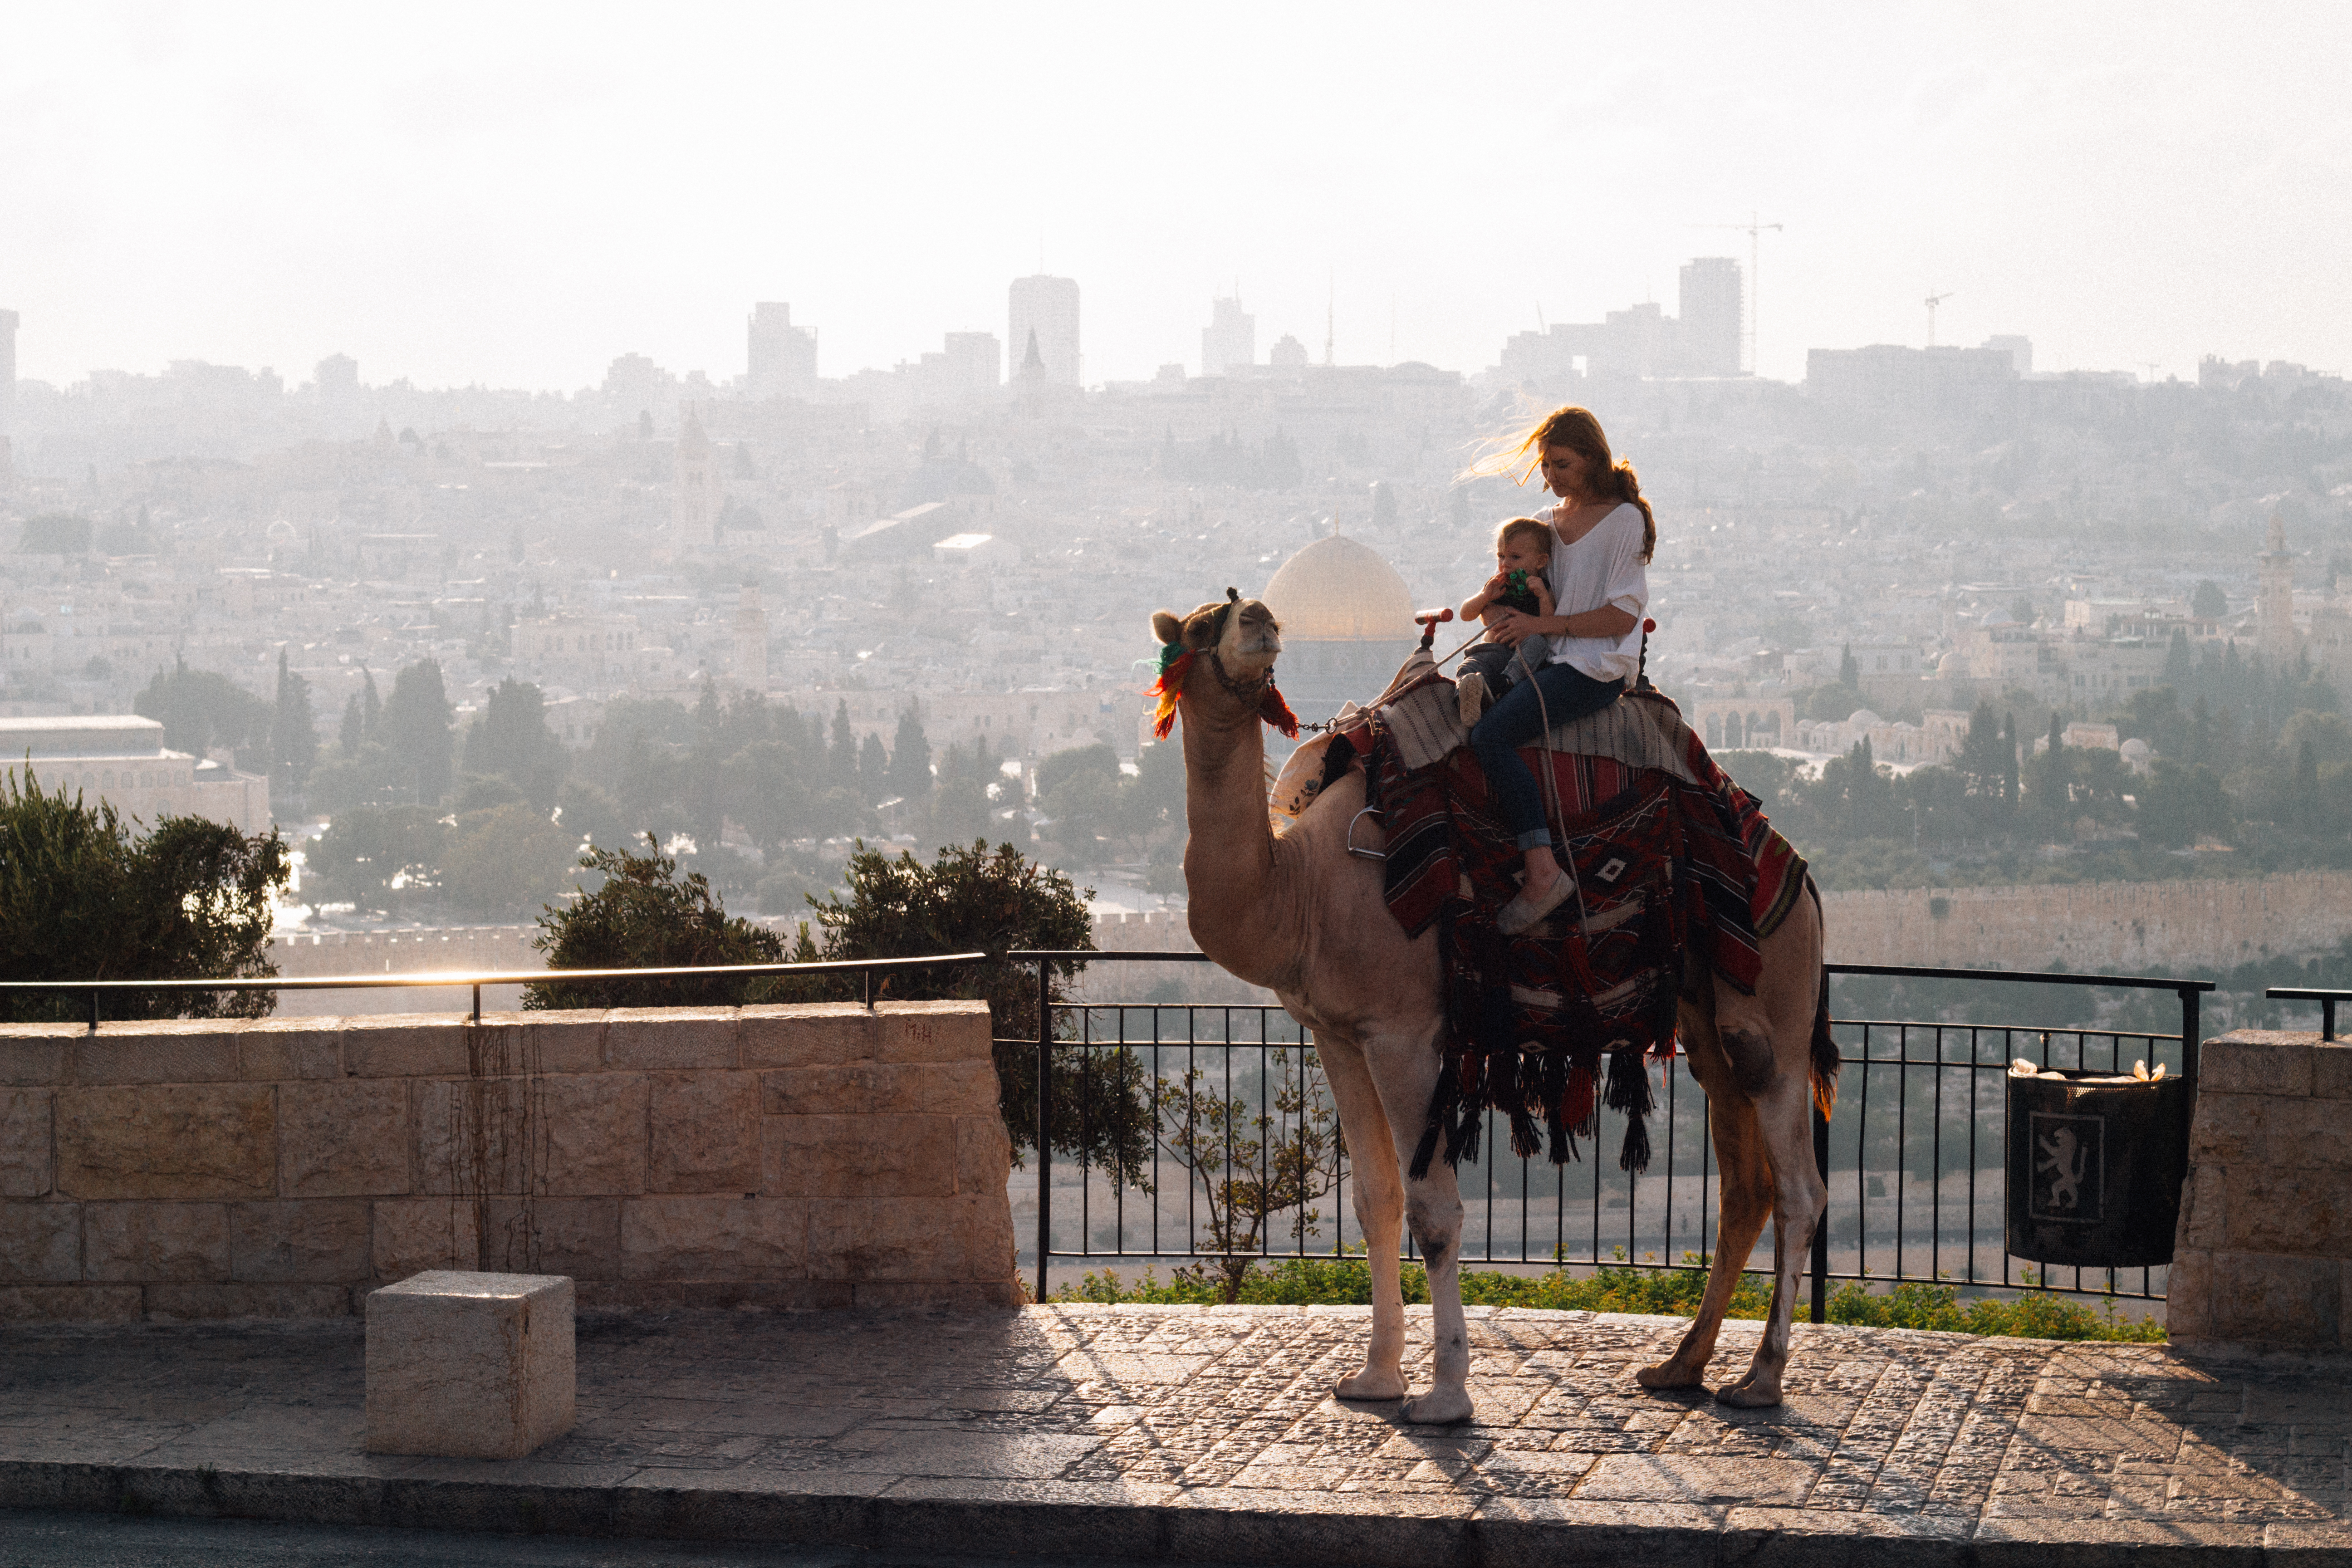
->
xmin=1818 ymin=872 xmax=2352 ymax=973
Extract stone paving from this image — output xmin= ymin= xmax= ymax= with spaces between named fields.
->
xmin=2 ymin=1305 xmax=2349 ymax=1564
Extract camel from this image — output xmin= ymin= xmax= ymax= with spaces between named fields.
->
xmin=1151 ymin=592 xmax=1830 ymax=1418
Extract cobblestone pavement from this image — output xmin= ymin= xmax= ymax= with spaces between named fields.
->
xmin=2 ymin=1305 xmax=2349 ymax=1564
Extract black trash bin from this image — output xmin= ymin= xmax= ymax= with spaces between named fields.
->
xmin=2006 ymin=1067 xmax=2190 ymax=1270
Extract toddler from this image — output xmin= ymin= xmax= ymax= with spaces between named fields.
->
xmin=1455 ymin=516 xmax=1556 ymax=725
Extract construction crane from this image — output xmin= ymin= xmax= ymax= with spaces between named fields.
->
xmin=1924 ymin=290 xmax=1955 ymax=347
xmin=1693 ymin=212 xmax=1783 ymax=373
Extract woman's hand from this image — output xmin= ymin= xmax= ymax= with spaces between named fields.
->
xmin=1486 ymin=607 xmax=1557 ymax=647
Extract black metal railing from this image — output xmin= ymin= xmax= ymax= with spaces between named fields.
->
xmin=2267 ymin=986 xmax=2347 ymax=1040
xmin=0 ymin=951 xmax=990 ymax=1028
xmin=1010 ymin=951 xmax=2212 ymax=1319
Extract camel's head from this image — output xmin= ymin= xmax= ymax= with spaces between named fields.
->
xmin=1147 ymin=589 xmax=1295 ymax=738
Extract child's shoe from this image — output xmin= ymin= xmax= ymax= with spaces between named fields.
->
xmin=1457 ymin=671 xmax=1489 ymax=726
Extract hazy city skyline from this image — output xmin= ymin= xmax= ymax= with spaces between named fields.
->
xmin=4 ymin=2 xmax=2347 ymax=393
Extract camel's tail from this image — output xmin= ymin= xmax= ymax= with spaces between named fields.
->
xmin=1808 ymin=878 xmax=1841 ymax=1120
xmin=1811 ymin=962 xmax=1841 ymax=1120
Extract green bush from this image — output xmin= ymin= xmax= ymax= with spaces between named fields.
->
xmin=1050 ymin=1254 xmax=2165 ymax=1341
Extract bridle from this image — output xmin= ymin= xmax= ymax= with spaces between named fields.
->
xmin=1205 ymin=644 xmax=1272 ymax=706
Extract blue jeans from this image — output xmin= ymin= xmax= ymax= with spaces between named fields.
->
xmin=1468 ymin=662 xmax=1627 ymax=850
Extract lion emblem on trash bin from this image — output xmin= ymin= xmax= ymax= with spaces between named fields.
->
xmin=2037 ymin=1125 xmax=2089 ymax=1212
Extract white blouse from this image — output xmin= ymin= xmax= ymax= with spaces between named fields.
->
xmin=1544 ymin=501 xmax=1649 ymax=683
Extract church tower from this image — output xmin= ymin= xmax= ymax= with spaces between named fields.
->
xmin=732 ymin=581 xmax=769 ymax=692
xmin=2259 ymin=510 xmax=2298 ymax=669
xmin=673 ymin=402 xmax=717 ymax=554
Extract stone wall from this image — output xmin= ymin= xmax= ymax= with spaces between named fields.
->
xmin=0 ymin=1000 xmax=1017 ymax=1323
xmin=1819 ymin=871 xmax=2352 ymax=972
xmin=2169 ymin=1030 xmax=2352 ymax=1348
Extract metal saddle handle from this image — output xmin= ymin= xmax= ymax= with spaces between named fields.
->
xmin=1345 ymin=805 xmax=1387 ymax=862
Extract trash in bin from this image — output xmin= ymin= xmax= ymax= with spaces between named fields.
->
xmin=2006 ymin=1063 xmax=2189 ymax=1270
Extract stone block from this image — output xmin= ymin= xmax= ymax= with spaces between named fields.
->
xmin=874 ymin=1000 xmax=992 ymax=1064
xmin=365 ymin=1270 xmax=574 ymax=1459
xmin=740 ymin=1004 xmax=876 ymax=1069
xmin=808 ymin=1193 xmax=1016 ymax=1284
xmin=2314 ymin=1042 xmax=2352 ymax=1100
xmin=649 ymin=1072 xmax=758 ymax=1193
xmin=2258 ymin=1097 xmax=2352 ymax=1171
xmin=0 ymin=1036 xmax=72 ymax=1088
xmin=279 ymin=1080 xmax=409 ymax=1197
xmin=2175 ymin=1163 xmax=2227 ymax=1250
xmin=412 ymin=1077 xmax=532 ymax=1196
xmin=146 ymin=1281 xmax=353 ymax=1318
xmin=372 ymin=1197 xmax=484 ymax=1279
xmin=2166 ymin=1247 xmax=2213 ymax=1340
xmin=342 ymin=1017 xmax=470 ymax=1078
xmin=2204 ymin=1249 xmax=2341 ymax=1345
xmin=603 ymin=1009 xmax=738 ymax=1071
xmin=536 ymin=1073 xmax=647 ymax=1196
xmin=2219 ymin=1167 xmax=2352 ymax=1255
xmin=0 ymin=1088 xmax=53 ymax=1197
xmin=230 ymin=1200 xmax=371 ymax=1282
xmin=2200 ymin=1032 xmax=2316 ymax=1098
xmin=620 ymin=1196 xmax=804 ymax=1279
xmin=56 ymin=1084 xmax=275 ymax=1200
xmin=84 ymin=1200 xmax=229 ymax=1281
xmin=760 ymin=1064 xmax=868 ymax=1117
xmin=519 ymin=1013 xmax=605 ymax=1073
xmin=2185 ymin=1093 xmax=2265 ymax=1166
xmin=72 ymin=1031 xmax=240 ymax=1085
xmin=870 ymin=1060 xmax=999 ymax=1116
xmin=236 ymin=1021 xmax=345 ymax=1082
xmin=480 ymin=1197 xmax=620 ymax=1278
xmin=0 ymin=1200 xmax=80 ymax=1282
xmin=762 ymin=1113 xmax=958 ymax=1199
xmin=956 ymin=1113 xmax=1014 ymax=1196
xmin=0 ymin=1283 xmax=143 ymax=1322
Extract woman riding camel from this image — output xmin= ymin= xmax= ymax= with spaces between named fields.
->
xmin=1462 ymin=404 xmax=1656 ymax=935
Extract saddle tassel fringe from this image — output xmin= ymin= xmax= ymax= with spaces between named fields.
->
xmin=1605 ymin=1047 xmax=1657 ymax=1173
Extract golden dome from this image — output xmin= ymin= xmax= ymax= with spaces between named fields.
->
xmin=1260 ymin=534 xmax=1416 ymax=642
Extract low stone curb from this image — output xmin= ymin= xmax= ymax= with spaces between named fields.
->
xmin=2 ymin=1455 xmax=2341 ymax=1566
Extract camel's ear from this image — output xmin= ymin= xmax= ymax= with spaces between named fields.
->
xmin=1151 ymin=610 xmax=1182 ymax=645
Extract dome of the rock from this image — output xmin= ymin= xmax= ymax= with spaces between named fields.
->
xmin=1262 ymin=534 xmax=1416 ymax=642
xmin=1255 ymin=534 xmax=1422 ymax=727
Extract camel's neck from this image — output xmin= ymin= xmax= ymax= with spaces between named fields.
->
xmin=1180 ymin=706 xmax=1290 ymax=984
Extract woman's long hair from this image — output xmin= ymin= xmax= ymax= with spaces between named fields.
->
xmin=1460 ymin=404 xmax=1655 ymax=562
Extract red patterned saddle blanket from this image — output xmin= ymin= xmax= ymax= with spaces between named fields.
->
xmin=1360 ymin=686 xmax=1807 ymax=1175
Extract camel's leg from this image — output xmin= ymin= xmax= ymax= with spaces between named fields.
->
xmin=1637 ymin=1020 xmax=1774 ymax=1391
xmin=1713 ymin=894 xmax=1830 ymax=1410
xmin=1314 ymin=1032 xmax=1407 ymax=1401
xmin=1713 ymin=1068 xmax=1826 ymax=1407
xmin=1360 ymin=1022 xmax=1471 ymax=1424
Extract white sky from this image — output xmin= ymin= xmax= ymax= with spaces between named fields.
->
xmin=3 ymin=1 xmax=2347 ymax=392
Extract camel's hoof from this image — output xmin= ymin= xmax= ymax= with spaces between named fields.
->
xmin=1401 ymin=1388 xmax=1475 ymax=1425
xmin=1635 ymin=1361 xmax=1705 ymax=1391
xmin=1713 ymin=1377 xmax=1784 ymax=1409
xmin=1334 ymin=1372 xmax=1406 ymax=1402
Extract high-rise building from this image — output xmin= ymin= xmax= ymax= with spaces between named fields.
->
xmin=1677 ymin=258 xmax=1743 ymax=376
xmin=1268 ymin=333 xmax=1309 ymax=369
xmin=1981 ymin=335 xmax=2034 ymax=377
xmin=1201 ymin=295 xmax=1254 ymax=377
xmin=1008 ymin=275 xmax=1081 ymax=387
xmin=937 ymin=332 xmax=1001 ymax=401
xmin=314 ymin=353 xmax=359 ymax=400
xmin=0 ymin=309 xmax=17 ymax=437
xmin=673 ymin=403 xmax=717 ymax=554
xmin=747 ymin=303 xmax=818 ymax=397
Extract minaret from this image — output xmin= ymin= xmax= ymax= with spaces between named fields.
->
xmin=2259 ymin=510 xmax=2298 ymax=669
xmin=732 ymin=581 xmax=769 ymax=691
xmin=673 ymin=402 xmax=716 ymax=554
